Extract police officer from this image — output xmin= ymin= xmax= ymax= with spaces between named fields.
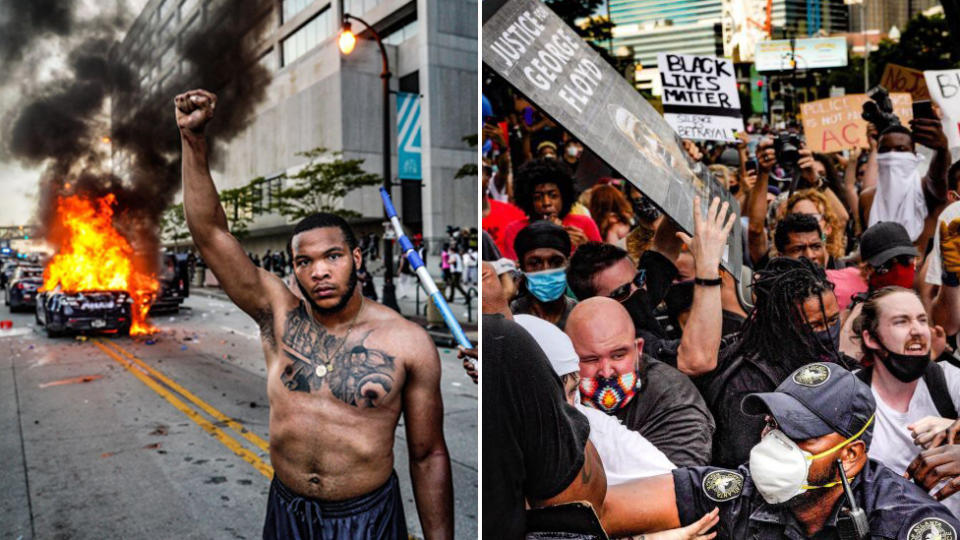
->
xmin=602 ymin=362 xmax=960 ymax=539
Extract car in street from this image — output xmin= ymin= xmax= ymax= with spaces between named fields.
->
xmin=36 ymin=289 xmax=132 ymax=337
xmin=5 ymin=266 xmax=44 ymax=311
xmin=1 ymin=259 xmax=20 ymax=289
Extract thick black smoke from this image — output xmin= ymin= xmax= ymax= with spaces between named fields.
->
xmin=1 ymin=0 xmax=271 ymax=270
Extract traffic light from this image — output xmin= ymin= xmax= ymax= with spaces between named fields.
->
xmin=757 ymin=79 xmax=764 ymax=90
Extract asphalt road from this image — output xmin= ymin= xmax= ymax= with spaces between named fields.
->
xmin=0 ymin=293 xmax=477 ymax=539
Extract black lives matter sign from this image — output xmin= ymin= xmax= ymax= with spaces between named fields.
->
xmin=659 ymin=53 xmax=744 ymax=142
xmin=482 ymin=0 xmax=742 ymax=277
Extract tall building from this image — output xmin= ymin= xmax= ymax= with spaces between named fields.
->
xmin=610 ymin=0 xmax=848 ymax=89
xmin=848 ymin=0 xmax=941 ymax=34
xmin=113 ymin=0 xmax=477 ymax=256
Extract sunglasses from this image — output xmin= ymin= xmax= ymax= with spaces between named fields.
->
xmin=608 ymin=270 xmax=646 ymax=302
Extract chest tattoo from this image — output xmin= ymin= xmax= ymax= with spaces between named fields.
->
xmin=279 ymin=304 xmax=395 ymax=407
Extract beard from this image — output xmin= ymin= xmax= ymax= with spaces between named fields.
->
xmin=770 ymin=463 xmax=840 ymax=510
xmin=296 ymin=260 xmax=359 ymax=315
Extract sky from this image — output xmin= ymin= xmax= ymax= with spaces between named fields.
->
xmin=0 ymin=0 xmax=148 ymax=227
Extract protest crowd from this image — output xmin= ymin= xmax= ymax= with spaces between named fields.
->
xmin=481 ymin=60 xmax=960 ymax=538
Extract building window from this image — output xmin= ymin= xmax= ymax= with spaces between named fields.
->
xmin=282 ymin=0 xmax=313 ymax=23
xmin=161 ymin=46 xmax=177 ymax=71
xmin=281 ymin=8 xmax=333 ymax=67
xmin=183 ymin=12 xmax=200 ymax=35
xmin=383 ymin=19 xmax=418 ymax=46
xmin=344 ymin=0 xmax=381 ymax=16
xmin=158 ymin=0 xmax=175 ymax=22
xmin=260 ymin=175 xmax=284 ymax=212
xmin=179 ymin=0 xmax=200 ymax=20
xmin=258 ymin=49 xmax=278 ymax=73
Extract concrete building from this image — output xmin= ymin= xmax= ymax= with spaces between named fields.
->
xmin=847 ymin=0 xmax=941 ymax=34
xmin=609 ymin=0 xmax=848 ymax=90
xmin=114 ymin=0 xmax=477 ymax=258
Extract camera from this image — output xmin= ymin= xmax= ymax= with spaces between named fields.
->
xmin=861 ymin=86 xmax=901 ymax=133
xmin=774 ymin=133 xmax=802 ymax=169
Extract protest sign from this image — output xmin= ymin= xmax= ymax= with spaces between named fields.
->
xmin=482 ymin=0 xmax=742 ymax=277
xmin=925 ymin=69 xmax=960 ymax=149
xmin=658 ymin=52 xmax=744 ymax=142
xmin=800 ymin=93 xmax=913 ymax=153
xmin=880 ymin=63 xmax=930 ymax=101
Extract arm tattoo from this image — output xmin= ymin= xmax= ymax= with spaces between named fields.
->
xmin=581 ymin=453 xmax=593 ymax=484
xmin=279 ymin=303 xmax=396 ymax=407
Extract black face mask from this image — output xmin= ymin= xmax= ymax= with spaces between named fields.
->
xmin=620 ymin=290 xmax=663 ymax=338
xmin=873 ymin=333 xmax=930 ymax=382
xmin=811 ymin=320 xmax=842 ymax=358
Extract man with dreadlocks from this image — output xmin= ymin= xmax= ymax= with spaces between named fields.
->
xmin=699 ymin=257 xmax=845 ymax=468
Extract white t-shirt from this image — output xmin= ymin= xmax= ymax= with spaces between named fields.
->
xmin=577 ymin=404 xmax=675 ymax=486
xmin=449 ymin=252 xmax=463 ymax=273
xmin=925 ymin=201 xmax=960 ymax=285
xmin=868 ymin=362 xmax=960 ymax=517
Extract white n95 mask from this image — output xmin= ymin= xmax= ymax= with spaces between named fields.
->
xmin=748 ymin=415 xmax=874 ymax=505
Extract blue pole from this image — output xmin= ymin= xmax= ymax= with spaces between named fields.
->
xmin=379 ymin=187 xmax=474 ymax=349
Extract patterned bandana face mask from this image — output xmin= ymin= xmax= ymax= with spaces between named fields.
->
xmin=579 ymin=368 xmax=640 ymax=413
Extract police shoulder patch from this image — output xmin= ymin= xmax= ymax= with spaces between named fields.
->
xmin=907 ymin=517 xmax=957 ymax=540
xmin=701 ymin=470 xmax=744 ymax=502
xmin=792 ymin=363 xmax=831 ymax=387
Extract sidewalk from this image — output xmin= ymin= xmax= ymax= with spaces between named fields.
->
xmin=191 ymin=274 xmax=478 ymax=348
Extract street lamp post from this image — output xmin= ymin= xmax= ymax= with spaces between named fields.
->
xmin=339 ymin=14 xmax=400 ymax=313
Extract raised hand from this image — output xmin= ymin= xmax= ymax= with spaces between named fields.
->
xmin=940 ymin=219 xmax=960 ymax=274
xmin=677 ymin=196 xmax=736 ymax=280
xmin=911 ymin=117 xmax=949 ymax=152
xmin=757 ymin=137 xmax=776 ymax=173
xmin=174 ymin=89 xmax=217 ymax=135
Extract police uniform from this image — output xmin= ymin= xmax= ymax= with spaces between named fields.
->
xmin=671 ymin=362 xmax=960 ymax=540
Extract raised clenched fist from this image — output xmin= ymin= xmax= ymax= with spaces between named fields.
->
xmin=174 ymin=89 xmax=217 ymax=134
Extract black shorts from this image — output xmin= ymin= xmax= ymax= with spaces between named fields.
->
xmin=263 ymin=471 xmax=407 ymax=540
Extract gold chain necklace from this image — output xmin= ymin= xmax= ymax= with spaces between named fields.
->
xmin=314 ymin=297 xmax=364 ymax=379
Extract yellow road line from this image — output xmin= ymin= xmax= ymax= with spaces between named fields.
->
xmin=92 ymin=340 xmax=273 ymax=479
xmin=98 ymin=338 xmax=270 ymax=453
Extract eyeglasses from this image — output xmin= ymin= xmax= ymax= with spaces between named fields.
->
xmin=608 ymin=269 xmax=646 ymax=302
xmin=874 ymin=255 xmax=915 ymax=275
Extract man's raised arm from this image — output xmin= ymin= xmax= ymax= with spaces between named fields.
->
xmin=175 ymin=89 xmax=284 ymax=319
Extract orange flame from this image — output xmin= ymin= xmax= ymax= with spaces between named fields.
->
xmin=41 ymin=194 xmax=158 ymax=335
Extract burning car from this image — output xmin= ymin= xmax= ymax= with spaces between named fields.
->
xmin=37 ymin=194 xmax=159 ymax=337
xmin=36 ymin=289 xmax=132 ymax=337
xmin=5 ymin=266 xmax=44 ymax=311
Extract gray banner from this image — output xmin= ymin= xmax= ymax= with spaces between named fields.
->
xmin=482 ymin=0 xmax=742 ymax=278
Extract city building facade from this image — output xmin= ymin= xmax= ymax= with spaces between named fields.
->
xmin=114 ymin=0 xmax=477 ymax=259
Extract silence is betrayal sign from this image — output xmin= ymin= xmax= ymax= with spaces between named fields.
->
xmin=658 ymin=52 xmax=744 ymax=142
xmin=482 ymin=0 xmax=742 ymax=277
xmin=800 ymin=93 xmax=913 ymax=153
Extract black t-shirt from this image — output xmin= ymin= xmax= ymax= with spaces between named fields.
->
xmin=482 ymin=315 xmax=591 ymax=539
xmin=695 ymin=345 xmax=796 ymax=469
xmin=613 ymin=357 xmax=716 ymax=466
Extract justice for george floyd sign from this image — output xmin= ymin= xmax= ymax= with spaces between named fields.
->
xmin=482 ymin=0 xmax=742 ymax=278
xmin=658 ymin=53 xmax=745 ymax=142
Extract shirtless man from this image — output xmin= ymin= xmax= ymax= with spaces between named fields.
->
xmin=175 ymin=89 xmax=453 ymax=539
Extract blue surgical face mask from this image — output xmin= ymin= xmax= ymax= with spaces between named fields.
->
xmin=525 ymin=268 xmax=568 ymax=302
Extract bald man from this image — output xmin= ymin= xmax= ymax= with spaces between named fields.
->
xmin=566 ymin=297 xmax=715 ymax=466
